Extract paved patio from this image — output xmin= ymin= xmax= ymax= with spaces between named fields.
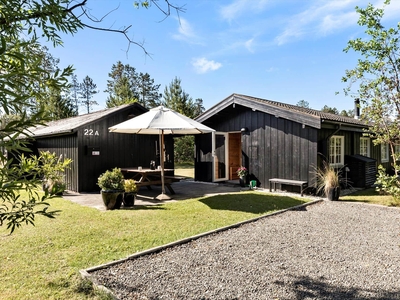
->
xmin=62 ymin=180 xmax=247 ymax=210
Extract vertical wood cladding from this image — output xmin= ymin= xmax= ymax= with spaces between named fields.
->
xmin=36 ymin=135 xmax=78 ymax=192
xmin=196 ymin=105 xmax=318 ymax=188
xmin=33 ymin=105 xmax=172 ymax=192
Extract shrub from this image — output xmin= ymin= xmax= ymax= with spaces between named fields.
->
xmin=97 ymin=168 xmax=124 ymax=191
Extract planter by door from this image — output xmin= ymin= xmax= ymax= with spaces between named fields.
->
xmin=101 ymin=190 xmax=124 ymax=210
xmin=326 ymin=187 xmax=340 ymax=201
xmin=239 ymin=177 xmax=246 ymax=187
xmin=123 ymin=192 xmax=136 ymax=207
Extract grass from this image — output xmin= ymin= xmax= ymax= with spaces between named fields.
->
xmin=174 ymin=167 xmax=194 ymax=178
xmin=0 ymin=191 xmax=308 ymax=300
xmin=174 ymin=163 xmax=194 ymax=179
xmin=341 ymin=188 xmax=400 ymax=206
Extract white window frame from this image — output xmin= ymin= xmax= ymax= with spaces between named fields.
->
xmin=360 ymin=137 xmax=370 ymax=157
xmin=394 ymin=144 xmax=400 ymax=161
xmin=329 ymin=135 xmax=344 ymax=167
xmin=381 ymin=143 xmax=389 ymax=163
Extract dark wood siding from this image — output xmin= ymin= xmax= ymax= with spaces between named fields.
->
xmin=196 ymin=105 xmax=318 ymax=189
xmin=76 ymin=112 xmax=166 ymax=192
xmin=36 ymin=135 xmax=78 ymax=192
xmin=32 ymin=105 xmax=174 ymax=193
xmin=195 ymin=133 xmax=213 ymax=182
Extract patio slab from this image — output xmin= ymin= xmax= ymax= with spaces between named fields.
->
xmin=62 ymin=180 xmax=245 ymax=211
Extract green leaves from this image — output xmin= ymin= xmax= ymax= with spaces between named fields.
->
xmin=343 ymin=0 xmax=400 ymax=203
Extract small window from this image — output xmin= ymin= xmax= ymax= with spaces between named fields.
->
xmin=381 ymin=143 xmax=389 ymax=162
xmin=395 ymin=144 xmax=400 ymax=161
xmin=329 ymin=136 xmax=344 ymax=167
xmin=360 ymin=137 xmax=370 ymax=157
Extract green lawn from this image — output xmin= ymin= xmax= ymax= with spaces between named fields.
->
xmin=341 ymin=188 xmax=400 ymax=206
xmin=174 ymin=167 xmax=194 ymax=178
xmin=0 ymin=191 xmax=308 ymax=300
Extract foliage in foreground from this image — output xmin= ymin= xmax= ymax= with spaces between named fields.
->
xmin=343 ymin=0 xmax=400 ymax=204
xmin=0 ymin=192 xmax=307 ymax=299
xmin=0 ymin=0 xmax=183 ymax=232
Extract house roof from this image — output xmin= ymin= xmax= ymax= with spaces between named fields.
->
xmin=196 ymin=94 xmax=368 ymax=130
xmin=27 ymin=103 xmax=146 ymax=138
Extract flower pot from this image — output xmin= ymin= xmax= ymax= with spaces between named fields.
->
xmin=101 ymin=190 xmax=124 ymax=210
xmin=326 ymin=187 xmax=340 ymax=201
xmin=239 ymin=177 xmax=246 ymax=187
xmin=123 ymin=192 xmax=136 ymax=207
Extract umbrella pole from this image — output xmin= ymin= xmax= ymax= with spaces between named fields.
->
xmin=156 ymin=130 xmax=171 ymax=200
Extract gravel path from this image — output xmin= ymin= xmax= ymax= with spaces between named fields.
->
xmin=90 ymin=201 xmax=400 ymax=299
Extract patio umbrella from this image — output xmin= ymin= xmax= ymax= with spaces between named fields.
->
xmin=109 ymin=106 xmax=215 ymax=200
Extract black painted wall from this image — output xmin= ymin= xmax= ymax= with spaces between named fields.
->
xmin=195 ymin=104 xmax=318 ymax=189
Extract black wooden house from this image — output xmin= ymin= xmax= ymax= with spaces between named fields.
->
xmin=195 ymin=94 xmax=383 ymax=192
xmin=26 ymin=103 xmax=174 ymax=192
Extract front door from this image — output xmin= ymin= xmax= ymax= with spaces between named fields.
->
xmin=212 ymin=132 xmax=229 ymax=182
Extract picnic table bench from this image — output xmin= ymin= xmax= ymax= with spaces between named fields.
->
xmin=121 ymin=168 xmax=180 ymax=195
xmin=269 ymin=178 xmax=308 ymax=197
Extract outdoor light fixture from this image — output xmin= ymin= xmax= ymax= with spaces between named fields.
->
xmin=241 ymin=127 xmax=249 ymax=133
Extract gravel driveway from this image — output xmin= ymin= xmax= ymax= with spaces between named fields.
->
xmin=90 ymin=201 xmax=400 ymax=299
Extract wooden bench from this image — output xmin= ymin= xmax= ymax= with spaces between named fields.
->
xmin=269 ymin=178 xmax=308 ymax=197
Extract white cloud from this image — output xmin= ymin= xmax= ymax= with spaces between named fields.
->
xmin=245 ymin=38 xmax=255 ymax=53
xmin=172 ymin=18 xmax=202 ymax=44
xmin=220 ymin=0 xmax=270 ymax=22
xmin=274 ymin=0 xmax=400 ymax=45
xmin=192 ymin=57 xmax=222 ymax=74
xmin=275 ymin=0 xmax=360 ymax=45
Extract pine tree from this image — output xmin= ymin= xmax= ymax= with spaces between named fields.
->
xmin=193 ymin=98 xmax=205 ymax=117
xmin=163 ymin=77 xmax=205 ymax=164
xmin=137 ymin=72 xmax=162 ymax=108
xmin=105 ymin=61 xmax=138 ymax=107
xmin=70 ymin=74 xmax=80 ymax=115
xmin=79 ymin=76 xmax=99 ymax=114
xmin=163 ymin=77 xmax=195 ymax=118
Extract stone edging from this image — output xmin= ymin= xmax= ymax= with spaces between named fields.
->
xmin=80 ymin=199 xmax=323 ymax=297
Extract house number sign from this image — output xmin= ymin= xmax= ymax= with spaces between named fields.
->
xmin=84 ymin=129 xmax=99 ymax=136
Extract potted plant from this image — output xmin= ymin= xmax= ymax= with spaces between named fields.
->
xmin=97 ymin=168 xmax=125 ymax=210
xmin=123 ymin=179 xmax=137 ymax=207
xmin=314 ymin=161 xmax=341 ymax=201
xmin=237 ymin=166 xmax=248 ymax=187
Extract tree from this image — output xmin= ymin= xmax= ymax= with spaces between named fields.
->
xmin=0 ymin=0 xmax=184 ymax=232
xmin=105 ymin=62 xmax=162 ymax=108
xmin=79 ymin=75 xmax=99 ymax=113
xmin=193 ymin=98 xmax=205 ymax=117
xmin=342 ymin=0 xmax=400 ymax=204
xmin=45 ymin=87 xmax=77 ymax=120
xmin=297 ymin=100 xmax=310 ymax=108
xmin=105 ymin=61 xmax=138 ymax=108
xmin=339 ymin=109 xmax=354 ymax=118
xmin=163 ymin=77 xmax=205 ymax=164
xmin=69 ymin=74 xmax=80 ymax=115
xmin=321 ymin=105 xmax=339 ymax=115
xmin=137 ymin=72 xmax=162 ymax=108
xmin=163 ymin=77 xmax=195 ymax=118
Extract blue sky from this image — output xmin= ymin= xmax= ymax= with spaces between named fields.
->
xmin=49 ymin=0 xmax=400 ymax=114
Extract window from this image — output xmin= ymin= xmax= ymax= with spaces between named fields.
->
xmin=329 ymin=136 xmax=344 ymax=166
xmin=381 ymin=143 xmax=389 ymax=162
xmin=395 ymin=144 xmax=400 ymax=155
xmin=394 ymin=144 xmax=400 ymax=161
xmin=360 ymin=137 xmax=370 ymax=157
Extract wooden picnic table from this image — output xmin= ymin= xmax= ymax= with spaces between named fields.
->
xmin=120 ymin=167 xmax=176 ymax=194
